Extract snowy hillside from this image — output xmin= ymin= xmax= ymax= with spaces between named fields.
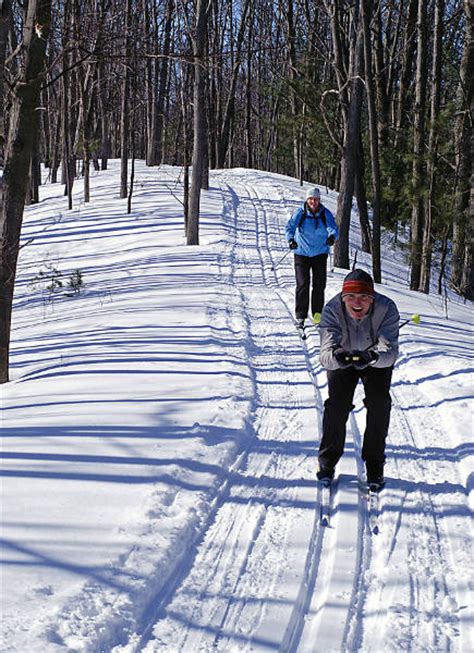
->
xmin=1 ymin=162 xmax=472 ymax=652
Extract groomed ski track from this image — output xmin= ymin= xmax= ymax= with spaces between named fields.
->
xmin=111 ymin=171 xmax=365 ymax=653
xmin=32 ymin=168 xmax=469 ymax=653
xmin=109 ymin=171 xmax=468 ymax=652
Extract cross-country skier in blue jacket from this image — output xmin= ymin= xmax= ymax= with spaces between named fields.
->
xmin=285 ymin=187 xmax=338 ymax=326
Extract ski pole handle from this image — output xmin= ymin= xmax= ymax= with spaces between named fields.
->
xmin=399 ymin=314 xmax=421 ymax=329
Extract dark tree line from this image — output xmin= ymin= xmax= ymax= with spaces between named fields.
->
xmin=0 ymin=0 xmax=472 ymax=382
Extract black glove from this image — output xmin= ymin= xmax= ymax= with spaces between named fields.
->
xmin=289 ymin=239 xmax=298 ymax=250
xmin=334 ymin=348 xmax=352 ymax=367
xmin=349 ymin=349 xmax=378 ymax=369
xmin=326 ymin=234 xmax=335 ymax=246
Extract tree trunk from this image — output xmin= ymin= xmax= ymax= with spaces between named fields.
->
xmin=0 ymin=0 xmax=11 ymax=170
xmin=419 ymin=0 xmax=444 ymax=294
xmin=362 ymin=0 xmax=382 ymax=283
xmin=0 ymin=0 xmax=52 ymax=384
xmin=187 ymin=0 xmax=208 ymax=245
xmin=373 ymin=4 xmax=389 ymax=148
xmin=154 ymin=0 xmax=174 ymax=165
xmin=450 ymin=0 xmax=473 ymax=300
xmin=287 ymin=0 xmax=301 ymax=179
xmin=394 ymin=0 xmax=417 ymax=146
xmin=409 ymin=0 xmax=427 ymax=290
xmin=215 ymin=0 xmax=250 ymax=168
xmin=97 ymin=62 xmax=110 ymax=170
xmin=333 ymin=3 xmax=365 ymax=270
xmin=354 ymin=132 xmax=372 ymax=253
xmin=120 ymin=0 xmax=132 ymax=199
xmin=245 ymin=4 xmax=253 ymax=169
xmin=61 ymin=9 xmax=74 ymax=210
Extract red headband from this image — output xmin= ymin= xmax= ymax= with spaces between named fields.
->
xmin=341 ymin=280 xmax=374 ymax=296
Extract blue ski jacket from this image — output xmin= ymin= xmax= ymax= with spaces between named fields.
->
xmin=285 ymin=203 xmax=338 ymax=257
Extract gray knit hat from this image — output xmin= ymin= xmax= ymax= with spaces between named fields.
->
xmin=306 ymin=187 xmax=321 ymax=199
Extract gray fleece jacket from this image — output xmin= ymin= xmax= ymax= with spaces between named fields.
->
xmin=319 ymin=292 xmax=400 ymax=370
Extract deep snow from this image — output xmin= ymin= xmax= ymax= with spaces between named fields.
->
xmin=1 ymin=162 xmax=472 ymax=652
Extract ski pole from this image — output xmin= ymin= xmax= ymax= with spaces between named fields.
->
xmin=399 ymin=314 xmax=421 ymax=329
xmin=352 ymin=314 xmax=421 ymax=361
xmin=271 ymin=249 xmax=292 ymax=271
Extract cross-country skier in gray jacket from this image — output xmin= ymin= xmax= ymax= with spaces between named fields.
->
xmin=317 ymin=269 xmax=400 ymax=487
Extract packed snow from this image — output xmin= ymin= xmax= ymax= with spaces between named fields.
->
xmin=1 ymin=162 xmax=472 ymax=653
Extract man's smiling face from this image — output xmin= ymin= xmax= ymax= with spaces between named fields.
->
xmin=342 ymin=293 xmax=374 ymax=319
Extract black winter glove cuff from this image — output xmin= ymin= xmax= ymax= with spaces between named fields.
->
xmin=334 ymin=348 xmax=352 ymax=367
xmin=326 ymin=234 xmax=335 ymax=246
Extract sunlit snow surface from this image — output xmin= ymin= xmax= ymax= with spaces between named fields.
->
xmin=1 ymin=162 xmax=472 ymax=652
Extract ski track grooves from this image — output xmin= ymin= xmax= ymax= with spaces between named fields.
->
xmin=245 ymin=180 xmax=367 ymax=653
xmin=137 ymin=175 xmax=358 ymax=652
xmin=58 ymin=174 xmax=465 ymax=653
xmin=389 ymin=383 xmax=463 ymax=651
xmin=345 ymin=369 xmax=464 ymax=652
xmin=127 ymin=175 xmax=323 ymax=651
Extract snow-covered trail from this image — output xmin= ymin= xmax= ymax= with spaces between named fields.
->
xmin=2 ymin=164 xmax=471 ymax=653
xmin=115 ymin=172 xmax=470 ymax=652
xmin=126 ymin=173 xmax=338 ymax=651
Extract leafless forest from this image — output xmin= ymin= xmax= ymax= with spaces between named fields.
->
xmin=0 ymin=0 xmax=472 ymax=383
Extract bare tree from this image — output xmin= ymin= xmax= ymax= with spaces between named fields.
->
xmin=120 ymin=0 xmax=132 ymax=199
xmin=361 ymin=0 xmax=382 ymax=282
xmin=215 ymin=0 xmax=251 ymax=168
xmin=146 ymin=0 xmax=174 ymax=166
xmin=330 ymin=0 xmax=365 ymax=270
xmin=419 ymin=0 xmax=444 ymax=293
xmin=187 ymin=0 xmax=208 ymax=245
xmin=451 ymin=0 xmax=473 ymax=299
xmin=0 ymin=0 xmax=11 ymax=170
xmin=409 ymin=0 xmax=428 ymax=290
xmin=0 ymin=0 xmax=52 ymax=384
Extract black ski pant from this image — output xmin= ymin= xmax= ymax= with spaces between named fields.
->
xmin=318 ymin=366 xmax=393 ymax=473
xmin=294 ymin=253 xmax=328 ymax=320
